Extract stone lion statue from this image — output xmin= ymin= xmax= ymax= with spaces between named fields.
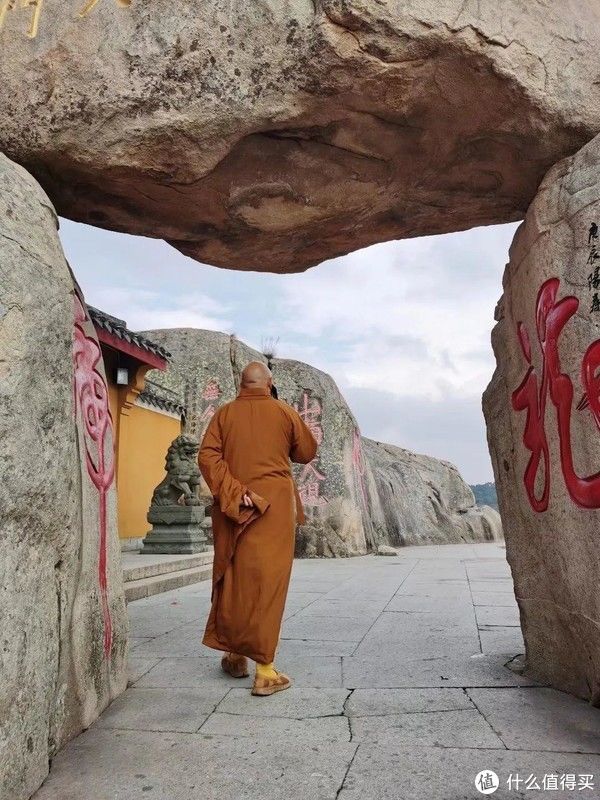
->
xmin=151 ymin=434 xmax=202 ymax=507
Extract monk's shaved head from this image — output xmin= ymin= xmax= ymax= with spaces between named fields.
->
xmin=241 ymin=361 xmax=272 ymax=389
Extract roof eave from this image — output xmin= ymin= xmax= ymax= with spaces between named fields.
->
xmin=96 ymin=327 xmax=168 ymax=371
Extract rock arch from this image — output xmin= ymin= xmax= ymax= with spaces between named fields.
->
xmin=2 ymin=3 xmax=600 ymax=797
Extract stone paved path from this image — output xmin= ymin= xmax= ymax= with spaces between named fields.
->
xmin=35 ymin=543 xmax=600 ymax=799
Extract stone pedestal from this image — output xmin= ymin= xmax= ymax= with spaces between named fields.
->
xmin=142 ymin=505 xmax=210 ymax=554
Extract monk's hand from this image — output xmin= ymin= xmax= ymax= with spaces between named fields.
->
xmin=242 ymin=493 xmax=254 ymax=507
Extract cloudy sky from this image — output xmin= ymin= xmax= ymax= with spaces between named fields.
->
xmin=58 ymin=219 xmax=519 ymax=485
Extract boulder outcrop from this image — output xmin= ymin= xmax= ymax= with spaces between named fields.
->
xmin=0 ymin=154 xmax=127 ymax=800
xmin=1 ymin=2 xmax=599 ymax=271
xmin=484 ymin=132 xmax=600 ymax=702
xmin=364 ymin=439 xmax=501 ymax=546
xmin=145 ymin=328 xmax=501 ymax=556
xmin=270 ymin=357 xmax=377 ymax=557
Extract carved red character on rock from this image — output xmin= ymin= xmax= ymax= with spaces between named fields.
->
xmin=73 ymin=296 xmax=115 ymax=657
xmin=512 ymin=278 xmax=600 ymax=511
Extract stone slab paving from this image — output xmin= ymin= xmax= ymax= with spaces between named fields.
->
xmin=34 ymin=543 xmax=600 ymax=800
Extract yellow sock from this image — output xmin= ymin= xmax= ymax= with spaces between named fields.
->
xmin=256 ymin=661 xmax=278 ymax=679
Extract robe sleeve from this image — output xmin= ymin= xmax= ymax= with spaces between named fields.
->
xmin=289 ymin=408 xmax=318 ymax=464
xmin=199 ymin=411 xmax=269 ymax=524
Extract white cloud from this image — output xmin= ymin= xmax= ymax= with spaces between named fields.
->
xmin=86 ymin=286 xmax=233 ymax=332
xmin=275 ymin=228 xmax=515 ymax=402
xmin=344 ymin=386 xmax=492 ymax=484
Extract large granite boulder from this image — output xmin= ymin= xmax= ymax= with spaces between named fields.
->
xmin=270 ymin=358 xmax=377 ymax=557
xmin=143 ymin=329 xmax=241 ymax=441
xmin=145 ymin=327 xmax=501 ymax=556
xmin=1 ymin=2 xmax=599 ymax=272
xmin=364 ymin=439 xmax=501 ymax=546
xmin=0 ymin=154 xmax=127 ymax=800
xmin=483 ymin=132 xmax=600 ymax=702
xmin=144 ymin=329 xmax=372 ymax=556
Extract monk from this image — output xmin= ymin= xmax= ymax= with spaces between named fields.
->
xmin=198 ymin=361 xmax=317 ymax=696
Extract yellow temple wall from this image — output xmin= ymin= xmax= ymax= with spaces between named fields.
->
xmin=117 ymin=404 xmax=182 ymax=540
xmin=102 ymin=345 xmax=182 ymax=542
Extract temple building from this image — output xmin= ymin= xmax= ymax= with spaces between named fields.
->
xmin=89 ymin=307 xmax=186 ymax=550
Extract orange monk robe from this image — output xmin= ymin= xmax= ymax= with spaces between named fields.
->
xmin=198 ymin=386 xmax=318 ymax=664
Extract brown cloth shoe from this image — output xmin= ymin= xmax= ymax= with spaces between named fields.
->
xmin=221 ymin=653 xmax=250 ymax=678
xmin=251 ymin=670 xmax=292 ymax=696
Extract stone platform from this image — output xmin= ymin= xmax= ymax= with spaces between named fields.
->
xmin=122 ymin=551 xmax=213 ymax=602
xmin=35 ymin=543 xmax=600 ymax=799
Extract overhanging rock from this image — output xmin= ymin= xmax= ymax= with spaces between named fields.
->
xmin=0 ymin=1 xmax=599 ymax=271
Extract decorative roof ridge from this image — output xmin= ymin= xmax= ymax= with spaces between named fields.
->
xmin=138 ymin=385 xmax=186 ymax=416
xmin=143 ymin=377 xmax=182 ymax=400
xmin=88 ymin=306 xmax=172 ymax=360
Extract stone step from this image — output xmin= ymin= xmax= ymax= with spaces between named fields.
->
xmin=125 ymin=562 xmax=213 ymax=603
xmin=122 ymin=550 xmax=214 ymax=583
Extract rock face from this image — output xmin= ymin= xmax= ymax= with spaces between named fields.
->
xmin=270 ymin=358 xmax=377 ymax=557
xmin=364 ymin=439 xmax=502 ymax=546
xmin=141 ymin=329 xmax=256 ymax=441
xmin=0 ymin=154 xmax=127 ymax=800
xmin=144 ymin=328 xmax=501 ymax=556
xmin=483 ymin=132 xmax=600 ymax=702
xmin=1 ymin=2 xmax=599 ymax=272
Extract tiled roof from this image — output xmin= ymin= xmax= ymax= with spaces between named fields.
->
xmin=88 ymin=306 xmax=171 ymax=360
xmin=138 ymin=379 xmax=186 ymax=416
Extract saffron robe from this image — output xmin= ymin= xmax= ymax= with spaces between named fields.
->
xmin=199 ymin=386 xmax=318 ymax=663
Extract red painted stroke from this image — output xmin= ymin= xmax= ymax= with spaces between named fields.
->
xmin=73 ymin=296 xmax=115 ymax=657
xmin=581 ymin=339 xmax=600 ymax=432
xmin=512 ymin=278 xmax=600 ymax=510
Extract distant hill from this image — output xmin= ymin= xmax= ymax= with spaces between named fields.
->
xmin=470 ymin=482 xmax=498 ymax=511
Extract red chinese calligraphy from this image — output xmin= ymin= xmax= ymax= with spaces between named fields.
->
xmin=512 ymin=278 xmax=600 ymax=511
xmin=200 ymin=405 xmax=216 ymax=424
xmin=298 ymin=462 xmax=326 ymax=507
xmin=73 ymin=296 xmax=115 ymax=658
xmin=202 ymin=379 xmax=221 ymax=401
xmin=199 ymin=380 xmax=221 ymax=427
xmin=293 ymin=392 xmax=324 ymax=445
xmin=293 ymin=391 xmax=327 ymax=506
